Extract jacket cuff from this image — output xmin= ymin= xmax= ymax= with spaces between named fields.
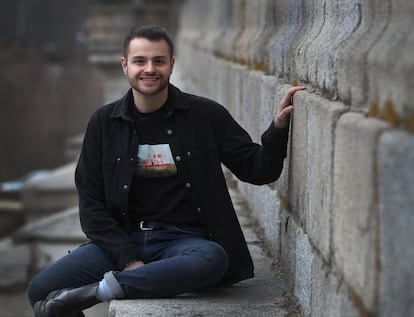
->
xmin=262 ymin=121 xmax=289 ymax=144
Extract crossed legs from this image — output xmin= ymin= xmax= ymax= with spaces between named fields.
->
xmin=27 ymin=228 xmax=229 ymax=317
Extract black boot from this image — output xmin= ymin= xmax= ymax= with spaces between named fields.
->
xmin=33 ymin=282 xmax=99 ymax=317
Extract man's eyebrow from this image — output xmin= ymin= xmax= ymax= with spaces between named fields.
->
xmin=130 ymin=55 xmax=168 ymax=59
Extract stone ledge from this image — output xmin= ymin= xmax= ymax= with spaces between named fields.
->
xmin=108 ymin=186 xmax=300 ymax=317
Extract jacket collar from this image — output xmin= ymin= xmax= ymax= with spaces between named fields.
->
xmin=110 ymin=83 xmax=190 ymax=121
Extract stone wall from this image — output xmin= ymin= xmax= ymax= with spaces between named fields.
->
xmin=175 ymin=1 xmax=414 ymax=316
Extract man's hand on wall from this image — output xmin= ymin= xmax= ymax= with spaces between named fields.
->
xmin=274 ymin=86 xmax=306 ymax=129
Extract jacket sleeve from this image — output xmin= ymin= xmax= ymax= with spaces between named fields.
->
xmin=75 ymin=112 xmax=140 ymax=269
xmin=214 ymin=104 xmax=289 ymax=185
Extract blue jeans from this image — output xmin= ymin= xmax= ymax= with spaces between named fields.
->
xmin=27 ymin=227 xmax=229 ymax=307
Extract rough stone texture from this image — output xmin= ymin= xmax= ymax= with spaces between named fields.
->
xmin=174 ymin=1 xmax=414 ymax=316
xmin=286 ymin=87 xmax=308 ymax=227
xmin=242 ymin=70 xmax=262 ymax=142
xmin=332 ymin=113 xmax=387 ymax=312
xmin=336 ymin=0 xmax=390 ymax=107
xmin=366 ymin=0 xmax=414 ymax=119
xmin=293 ymin=226 xmax=313 ymax=316
xmin=378 ymin=131 xmax=414 ymax=317
xmin=268 ymin=0 xmax=300 ymax=76
xmin=303 ymin=94 xmax=347 ymax=260
xmin=310 ymin=253 xmax=360 ymax=317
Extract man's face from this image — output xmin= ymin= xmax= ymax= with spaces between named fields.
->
xmin=121 ymin=37 xmax=174 ymax=96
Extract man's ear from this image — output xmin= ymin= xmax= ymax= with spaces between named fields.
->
xmin=170 ymin=56 xmax=175 ymax=74
xmin=121 ymin=57 xmax=128 ymax=75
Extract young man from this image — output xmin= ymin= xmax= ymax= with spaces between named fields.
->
xmin=27 ymin=25 xmax=305 ymax=317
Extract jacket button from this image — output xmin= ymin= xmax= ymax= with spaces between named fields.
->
xmin=185 ymin=182 xmax=191 ymax=189
xmin=123 ymin=185 xmax=128 ymax=190
xmin=175 ymin=155 xmax=181 ymax=162
xmin=187 ymin=151 xmax=191 ymax=157
xmin=167 ymin=129 xmax=173 ymax=135
xmin=116 ymin=157 xmax=121 ymax=162
xmin=122 ymin=212 xmax=126 ymax=216
xmin=196 ymin=207 xmax=202 ymax=213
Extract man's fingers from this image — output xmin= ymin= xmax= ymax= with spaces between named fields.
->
xmin=274 ymin=105 xmax=294 ymax=129
xmin=280 ymin=86 xmax=306 ymax=108
xmin=274 ymin=85 xmax=305 ymax=129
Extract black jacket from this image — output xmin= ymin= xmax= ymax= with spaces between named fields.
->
xmin=75 ymin=84 xmax=288 ymax=284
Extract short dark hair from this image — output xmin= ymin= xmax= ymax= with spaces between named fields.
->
xmin=123 ymin=25 xmax=174 ymax=58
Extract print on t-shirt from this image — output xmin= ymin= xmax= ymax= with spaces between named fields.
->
xmin=135 ymin=144 xmax=177 ymax=178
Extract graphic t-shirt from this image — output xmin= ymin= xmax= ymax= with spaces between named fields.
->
xmin=128 ymin=101 xmax=200 ymax=227
xmin=135 ymin=144 xmax=177 ymax=178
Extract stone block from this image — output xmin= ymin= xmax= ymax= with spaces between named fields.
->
xmin=286 ymin=88 xmax=308 ymax=226
xmin=290 ymin=1 xmax=325 ymax=88
xmin=378 ymin=131 xmax=414 ymax=317
xmin=242 ymin=70 xmax=263 ymax=142
xmin=366 ymin=0 xmax=414 ymax=120
xmin=229 ymin=63 xmax=248 ymax=125
xmin=268 ymin=0 xmax=300 ymax=76
xmin=336 ymin=0 xmax=389 ymax=107
xmin=21 ymin=162 xmax=77 ymax=220
xmin=215 ymin=59 xmax=231 ymax=106
xmin=212 ymin=1 xmax=234 ymax=58
xmin=294 ymin=227 xmax=313 ymax=316
xmin=310 ymin=254 xmax=360 ymax=317
xmin=259 ymin=76 xmax=279 ymax=136
xmin=0 ymin=200 xmax=24 ymax=238
xmin=332 ymin=112 xmax=387 ymax=311
xmin=250 ymin=0 xmax=276 ymax=71
xmin=0 ymin=244 xmax=31 ymax=290
xmin=273 ymin=84 xmax=296 ymax=196
xmin=285 ymin=0 xmax=361 ymax=95
xmin=279 ymin=211 xmax=298 ymax=291
xmin=12 ymin=207 xmax=87 ymax=273
xmin=304 ymin=94 xmax=347 ymax=260
xmin=14 ymin=207 xmax=86 ymax=244
xmin=309 ymin=0 xmax=360 ymax=96
xmin=196 ymin=0 xmax=222 ymax=53
xmin=242 ymin=184 xmax=282 ymax=258
xmin=232 ymin=0 xmax=269 ymax=68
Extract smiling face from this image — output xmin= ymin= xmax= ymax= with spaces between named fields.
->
xmin=121 ymin=37 xmax=174 ymax=99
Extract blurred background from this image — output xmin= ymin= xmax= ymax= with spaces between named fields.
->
xmin=0 ymin=0 xmax=182 ymax=184
xmin=0 ymin=1 xmax=182 ymax=316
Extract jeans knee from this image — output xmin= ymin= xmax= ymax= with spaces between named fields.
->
xmin=206 ymin=242 xmax=229 ymax=277
xmin=27 ymin=277 xmax=42 ymax=306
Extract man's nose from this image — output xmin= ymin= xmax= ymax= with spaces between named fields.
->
xmin=144 ymin=61 xmax=156 ymax=72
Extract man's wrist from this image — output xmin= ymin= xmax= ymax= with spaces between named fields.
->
xmin=123 ymin=260 xmax=140 ymax=268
